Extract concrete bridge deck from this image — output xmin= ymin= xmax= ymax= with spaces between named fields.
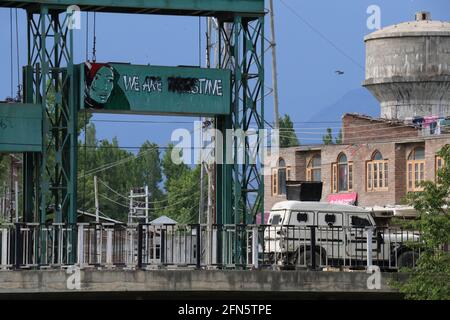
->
xmin=0 ymin=270 xmax=407 ymax=299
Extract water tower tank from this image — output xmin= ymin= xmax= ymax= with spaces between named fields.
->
xmin=363 ymin=12 xmax=450 ymax=120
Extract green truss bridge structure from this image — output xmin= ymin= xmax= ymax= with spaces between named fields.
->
xmin=0 ymin=0 xmax=266 ymax=265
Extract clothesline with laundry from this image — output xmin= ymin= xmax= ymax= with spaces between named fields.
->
xmin=407 ymin=116 xmax=450 ymax=135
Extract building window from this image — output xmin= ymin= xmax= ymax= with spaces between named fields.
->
xmin=367 ymin=151 xmax=388 ymax=192
xmin=272 ymin=158 xmax=291 ymax=196
xmin=332 ymin=153 xmax=353 ymax=193
xmin=436 ymin=156 xmax=445 ymax=181
xmin=407 ymin=147 xmax=425 ymax=192
xmin=307 ymin=154 xmax=321 ymax=182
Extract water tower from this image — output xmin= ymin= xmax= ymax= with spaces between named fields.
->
xmin=364 ymin=12 xmax=450 ymax=120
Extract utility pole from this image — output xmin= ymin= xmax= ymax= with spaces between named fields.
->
xmin=269 ymin=0 xmax=280 ymax=130
xmin=128 ymin=187 xmax=149 ymax=224
xmin=145 ymin=185 xmax=149 ymax=224
xmin=94 ymin=176 xmax=99 ymax=223
xmin=199 ymin=17 xmax=215 ymax=226
xmin=128 ymin=189 xmax=134 ymax=224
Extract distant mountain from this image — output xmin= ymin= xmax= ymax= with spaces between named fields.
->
xmin=299 ymin=88 xmax=379 ymax=144
xmin=308 ymin=88 xmax=379 ymax=123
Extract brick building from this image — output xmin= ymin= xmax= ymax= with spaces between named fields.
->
xmin=265 ymin=113 xmax=449 ymax=212
xmin=265 ymin=12 xmax=450 ymax=217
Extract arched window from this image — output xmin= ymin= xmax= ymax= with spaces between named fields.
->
xmin=272 ymin=158 xmax=291 ymax=195
xmin=307 ymin=154 xmax=321 ymax=182
xmin=367 ymin=150 xmax=388 ymax=192
xmin=407 ymin=147 xmax=425 ymax=192
xmin=332 ymin=153 xmax=353 ymax=193
xmin=372 ymin=151 xmax=383 ymax=161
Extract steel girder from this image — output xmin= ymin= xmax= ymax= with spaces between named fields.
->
xmin=216 ymin=17 xmax=265 ymax=266
xmin=26 ymin=6 xmax=77 ymax=263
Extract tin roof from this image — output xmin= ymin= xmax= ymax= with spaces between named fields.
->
xmin=150 ymin=215 xmax=178 ymax=225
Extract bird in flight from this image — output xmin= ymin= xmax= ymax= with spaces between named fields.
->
xmin=335 ymin=70 xmax=344 ymax=75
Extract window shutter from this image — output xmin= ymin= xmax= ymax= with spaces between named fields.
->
xmin=384 ymin=161 xmax=388 ymax=189
xmin=378 ymin=162 xmax=384 ymax=189
xmin=367 ymin=162 xmax=372 ymax=191
xmin=332 ymin=163 xmax=337 ymax=193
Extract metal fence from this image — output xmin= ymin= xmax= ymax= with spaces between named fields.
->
xmin=0 ymin=223 xmax=422 ymax=271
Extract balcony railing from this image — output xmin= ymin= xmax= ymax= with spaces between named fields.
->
xmin=0 ymin=223 xmax=422 ymax=271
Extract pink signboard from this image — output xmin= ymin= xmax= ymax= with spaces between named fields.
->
xmin=256 ymin=212 xmax=271 ymax=225
xmin=327 ymin=193 xmax=358 ymax=205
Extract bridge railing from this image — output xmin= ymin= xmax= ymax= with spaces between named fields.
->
xmin=0 ymin=223 xmax=422 ymax=271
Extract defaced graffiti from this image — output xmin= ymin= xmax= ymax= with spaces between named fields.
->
xmin=84 ymin=62 xmax=115 ymax=109
xmin=81 ymin=62 xmax=231 ymax=115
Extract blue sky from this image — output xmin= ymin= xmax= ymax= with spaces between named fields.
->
xmin=1 ymin=0 xmax=449 ymax=149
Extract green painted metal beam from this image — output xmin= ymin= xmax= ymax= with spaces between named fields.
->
xmin=0 ymin=103 xmax=42 ymax=152
xmin=0 ymin=0 xmax=265 ymax=16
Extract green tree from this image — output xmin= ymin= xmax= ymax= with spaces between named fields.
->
xmin=335 ymin=129 xmax=343 ymax=144
xmin=0 ymin=155 xmax=9 ymax=187
xmin=161 ymin=144 xmax=200 ymax=223
xmin=134 ymin=141 xmax=164 ymax=218
xmin=398 ymin=145 xmax=450 ymax=300
xmin=162 ymin=144 xmax=190 ymax=191
xmin=278 ymin=114 xmax=299 ymax=147
xmin=77 ymin=129 xmax=139 ymax=222
xmin=322 ymin=128 xmax=343 ymax=145
xmin=322 ymin=128 xmax=333 ymax=145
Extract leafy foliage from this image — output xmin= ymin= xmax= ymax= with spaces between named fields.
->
xmin=76 ymin=128 xmax=200 ymax=223
xmin=397 ymin=145 xmax=450 ymax=300
xmin=323 ymin=128 xmax=342 ymax=145
xmin=0 ymin=155 xmax=9 ymax=191
xmin=335 ymin=129 xmax=343 ymax=144
xmin=322 ymin=128 xmax=333 ymax=145
xmin=278 ymin=114 xmax=300 ymax=148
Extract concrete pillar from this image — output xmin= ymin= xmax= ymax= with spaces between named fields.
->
xmin=366 ymin=227 xmax=373 ymax=267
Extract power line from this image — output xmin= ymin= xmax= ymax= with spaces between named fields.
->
xmin=98 ymin=193 xmax=129 ymax=209
xmin=91 ymin=119 xmax=200 ymax=124
xmin=279 ymin=0 xmax=364 ymax=70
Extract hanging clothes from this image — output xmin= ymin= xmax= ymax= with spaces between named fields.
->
xmin=423 ymin=116 xmax=438 ymax=128
xmin=412 ymin=117 xmax=424 ymax=131
xmin=435 ymin=118 xmax=443 ymax=135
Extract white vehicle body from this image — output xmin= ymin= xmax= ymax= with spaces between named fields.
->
xmin=264 ymin=201 xmax=420 ymax=268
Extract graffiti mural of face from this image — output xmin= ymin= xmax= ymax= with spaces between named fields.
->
xmin=89 ymin=66 xmax=114 ymax=104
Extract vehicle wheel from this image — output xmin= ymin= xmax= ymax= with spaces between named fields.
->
xmin=398 ymin=251 xmax=419 ymax=268
xmin=297 ymin=250 xmax=321 ymax=269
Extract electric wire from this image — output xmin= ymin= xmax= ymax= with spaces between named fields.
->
xmin=89 ymin=117 xmax=439 ymax=132
xmin=99 ymin=189 xmax=203 ymax=212
xmin=279 ymin=0 xmax=364 ymax=70
xmin=98 ymin=177 xmax=203 ymax=206
xmin=98 ymin=193 xmax=130 ymax=209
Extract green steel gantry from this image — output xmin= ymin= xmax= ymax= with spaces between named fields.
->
xmin=0 ymin=0 xmax=265 ymax=266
